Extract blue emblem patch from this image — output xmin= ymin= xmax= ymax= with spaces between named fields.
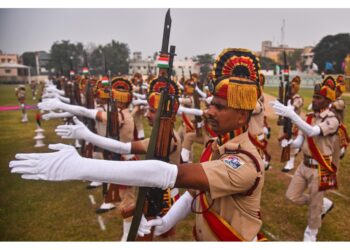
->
xmin=223 ymin=156 xmax=244 ymax=170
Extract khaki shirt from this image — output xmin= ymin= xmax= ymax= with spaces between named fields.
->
xmin=95 ymin=105 xmax=134 ymax=143
xmin=195 ymin=132 xmax=264 ymax=241
xmin=140 ymin=130 xmax=181 ymax=165
xmin=331 ymin=97 xmax=345 ymax=123
xmin=292 ymin=94 xmax=304 ymax=115
xmin=248 ymin=100 xmax=265 ymax=136
xmin=300 ymin=109 xmax=339 ymax=157
xmin=95 ymin=104 xmax=107 ymax=136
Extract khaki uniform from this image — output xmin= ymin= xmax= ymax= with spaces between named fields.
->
xmin=194 ymin=132 xmax=264 ymax=241
xmin=331 ymin=97 xmax=346 ymax=169
xmin=292 ymin=94 xmax=304 ymax=115
xmin=140 ymin=130 xmax=181 ymax=165
xmin=95 ymin=104 xmax=136 ymax=213
xmin=286 ymin=109 xmax=339 ymax=230
xmin=248 ymin=100 xmax=265 ymax=137
xmin=177 ymin=96 xmax=195 ymax=141
xmin=132 ymin=85 xmax=146 ymax=139
xmin=248 ymin=100 xmax=270 ymax=164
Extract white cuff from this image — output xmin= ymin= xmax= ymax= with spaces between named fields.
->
xmin=80 ymin=158 xmax=178 ymax=189
xmin=195 ymin=86 xmax=207 ymax=98
xmin=177 ymin=105 xmax=203 ymax=116
xmin=85 ymin=132 xmax=132 ymax=155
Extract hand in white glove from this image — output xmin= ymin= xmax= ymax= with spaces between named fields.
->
xmin=10 ymin=144 xmax=178 ymax=188
xmin=56 ymin=116 xmax=131 ymax=154
xmin=38 ymin=98 xmax=65 ymax=111
xmin=269 ymin=100 xmax=295 ymax=119
xmin=10 ymin=143 xmax=82 ymax=180
xmin=137 ymin=215 xmax=163 ymax=237
xmin=45 ymin=85 xmax=65 ymax=96
xmin=281 ymin=139 xmax=293 ymax=148
xmin=38 ymin=99 xmax=98 ymax=120
xmin=55 ymin=117 xmax=93 ymax=140
xmin=139 ymin=191 xmax=193 ymax=237
xmin=42 ymin=111 xmax=73 ymax=120
xmin=42 ymin=92 xmax=70 ymax=103
xmin=132 ymin=99 xmax=148 ymax=106
xmin=205 ymin=96 xmax=213 ymax=105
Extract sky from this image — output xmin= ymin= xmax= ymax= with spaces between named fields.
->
xmin=1 ymin=8 xmax=350 ymax=59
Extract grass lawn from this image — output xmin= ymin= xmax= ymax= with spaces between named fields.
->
xmin=0 ymin=84 xmax=349 ymax=241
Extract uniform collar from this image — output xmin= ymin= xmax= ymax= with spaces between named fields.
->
xmin=216 ymin=132 xmax=249 ymax=156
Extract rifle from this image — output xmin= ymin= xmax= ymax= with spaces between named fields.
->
xmin=191 ymin=73 xmax=203 ymax=137
xmin=81 ymin=54 xmax=96 ymax=158
xmin=127 ymin=9 xmax=175 ymax=241
xmin=280 ymin=51 xmax=292 ymax=162
xmin=101 ymin=66 xmax=122 ymax=206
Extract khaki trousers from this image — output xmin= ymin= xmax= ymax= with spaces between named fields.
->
xmin=285 ymin=163 xmax=324 ymax=230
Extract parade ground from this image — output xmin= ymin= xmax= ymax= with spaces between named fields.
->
xmin=0 ymin=83 xmax=349 ymax=241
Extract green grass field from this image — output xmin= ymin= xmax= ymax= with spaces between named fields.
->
xmin=0 ymin=84 xmax=349 ymax=241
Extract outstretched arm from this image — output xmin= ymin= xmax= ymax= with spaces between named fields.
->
xmin=270 ymin=100 xmax=321 ymax=137
xmin=55 ymin=117 xmax=131 ymax=154
xmin=38 ymin=98 xmax=100 ymax=121
xmin=10 ymin=145 xmax=209 ymax=191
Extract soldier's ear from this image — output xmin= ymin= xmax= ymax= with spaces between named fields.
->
xmin=236 ymin=109 xmax=250 ymax=126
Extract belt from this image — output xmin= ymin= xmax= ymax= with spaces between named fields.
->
xmin=303 ymin=155 xmax=319 ymax=169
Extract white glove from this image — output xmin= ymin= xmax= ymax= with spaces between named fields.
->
xmin=195 ymin=86 xmax=207 ymax=98
xmin=132 ymin=99 xmax=148 ymax=106
xmin=55 ymin=117 xmax=131 ymax=155
xmin=137 ymin=215 xmax=163 ymax=237
xmin=139 ymin=191 xmax=193 ymax=237
xmin=307 ymin=103 xmax=313 ymax=111
xmin=38 ymin=99 xmax=98 ymax=120
xmin=42 ymin=92 xmax=70 ymax=103
xmin=340 ymin=147 xmax=346 ymax=158
xmin=42 ymin=111 xmax=73 ymax=120
xmin=205 ymin=96 xmax=213 ymax=105
xmin=281 ymin=139 xmax=293 ymax=148
xmin=269 ymin=100 xmax=321 ymax=137
xmin=133 ymin=92 xmax=146 ymax=100
xmin=10 ymin=143 xmax=178 ymax=189
xmin=263 ymin=127 xmax=269 ymax=136
xmin=45 ymin=85 xmax=65 ymax=96
xmin=177 ymin=105 xmax=203 ymax=116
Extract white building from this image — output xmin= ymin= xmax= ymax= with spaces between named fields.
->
xmin=128 ymin=52 xmax=200 ymax=79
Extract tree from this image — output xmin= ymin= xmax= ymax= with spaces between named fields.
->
xmin=48 ymin=40 xmax=84 ymax=77
xmin=194 ymin=53 xmax=215 ymax=82
xmin=21 ymin=52 xmax=37 ymax=75
xmin=259 ymin=56 xmax=277 ymax=71
xmin=277 ymin=49 xmax=303 ymax=70
xmin=313 ymin=33 xmax=350 ymax=74
xmin=90 ymin=40 xmax=130 ymax=76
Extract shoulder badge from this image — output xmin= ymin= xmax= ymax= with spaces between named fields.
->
xmin=223 ymin=156 xmax=245 ymax=170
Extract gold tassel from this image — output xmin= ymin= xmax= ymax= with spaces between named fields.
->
xmin=113 ymin=90 xmax=131 ymax=103
xmin=226 ymin=82 xmax=257 ymax=110
xmin=326 ymin=88 xmax=336 ymax=101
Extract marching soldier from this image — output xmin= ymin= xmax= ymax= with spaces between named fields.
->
xmin=331 ymin=75 xmax=348 ymax=169
xmin=15 ymin=84 xmax=28 ymax=123
xmin=281 ymin=76 xmax=304 ymax=172
xmin=270 ymin=76 xmax=340 ymax=241
xmin=10 ymin=48 xmax=266 ymax=241
xmin=131 ymin=73 xmax=146 ymax=140
xmin=51 ymin=77 xmax=182 ymax=240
